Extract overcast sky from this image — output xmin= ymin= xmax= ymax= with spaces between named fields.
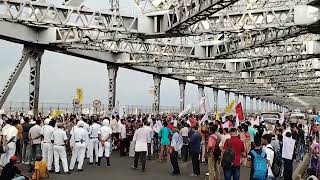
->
xmin=0 ymin=0 xmax=253 ymax=111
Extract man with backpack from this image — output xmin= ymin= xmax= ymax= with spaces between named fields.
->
xmin=247 ymin=136 xmax=268 ymax=180
xmin=222 ymin=128 xmax=246 ymax=180
xmin=207 ymin=125 xmax=221 ymax=180
xmin=262 ymin=134 xmax=282 ymax=180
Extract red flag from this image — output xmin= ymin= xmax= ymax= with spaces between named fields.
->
xmin=235 ymin=103 xmax=244 ymax=121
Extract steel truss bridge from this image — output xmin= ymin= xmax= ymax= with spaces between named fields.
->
xmin=1 ymin=0 xmax=320 ymax=115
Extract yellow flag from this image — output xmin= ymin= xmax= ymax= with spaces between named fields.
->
xmin=215 ymin=112 xmax=221 ymax=121
xmin=52 ymin=110 xmax=63 ymax=118
xmin=225 ymin=100 xmax=236 ymax=113
xmin=76 ymin=88 xmax=84 ymax=104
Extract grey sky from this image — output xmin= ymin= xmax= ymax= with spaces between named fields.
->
xmin=0 ymin=0 xmax=253 ymax=111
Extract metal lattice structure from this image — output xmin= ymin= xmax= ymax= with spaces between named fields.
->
xmin=1 ymin=0 xmax=320 ymax=115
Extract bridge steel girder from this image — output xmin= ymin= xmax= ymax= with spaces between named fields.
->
xmin=211 ymin=26 xmax=307 ymax=58
xmin=183 ymin=4 xmax=299 ymax=34
xmin=29 ymin=49 xmax=44 ymax=117
xmin=0 ymin=46 xmax=34 ymax=109
xmin=0 ymin=0 xmax=139 ymax=36
xmin=166 ymin=0 xmax=240 ymax=33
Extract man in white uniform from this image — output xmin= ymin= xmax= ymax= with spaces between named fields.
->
xmin=40 ymin=118 xmax=54 ymax=172
xmin=88 ymin=119 xmax=101 ymax=164
xmin=69 ymin=121 xmax=89 ymax=171
xmin=29 ymin=120 xmax=42 ymax=161
xmin=98 ymin=119 xmax=112 ymax=167
xmin=1 ymin=119 xmax=18 ymax=166
xmin=51 ymin=123 xmax=70 ymax=174
xmin=131 ymin=122 xmax=149 ymax=172
xmin=119 ymin=119 xmax=127 ymax=157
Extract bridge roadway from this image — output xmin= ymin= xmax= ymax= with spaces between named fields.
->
xmin=46 ymin=152 xmax=252 ymax=180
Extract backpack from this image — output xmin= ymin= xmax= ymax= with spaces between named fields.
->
xmin=210 ymin=134 xmax=221 ymax=160
xmin=221 ymin=139 xmax=235 ymax=168
xmin=267 ymin=146 xmax=283 ymax=177
xmin=251 ymin=150 xmax=268 ymax=180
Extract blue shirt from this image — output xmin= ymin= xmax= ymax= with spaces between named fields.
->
xmin=171 ymin=132 xmax=183 ymax=152
xmin=190 ymin=131 xmax=201 ymax=153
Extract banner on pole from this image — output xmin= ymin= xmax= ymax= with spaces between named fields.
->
xmin=225 ymin=100 xmax=236 ymax=113
xmin=235 ymin=103 xmax=244 ymax=121
xmin=76 ymin=88 xmax=84 ymax=104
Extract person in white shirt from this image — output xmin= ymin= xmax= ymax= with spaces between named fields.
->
xmin=69 ymin=121 xmax=89 ymax=171
xmin=51 ymin=123 xmax=70 ymax=174
xmin=219 ymin=128 xmax=231 ymax=151
xmin=40 ymin=118 xmax=54 ymax=172
xmin=131 ymin=122 xmax=149 ymax=172
xmin=180 ymin=122 xmax=190 ymax=162
xmin=262 ymin=134 xmax=275 ymax=180
xmin=119 ymin=118 xmax=127 ymax=157
xmin=88 ymin=119 xmax=101 ymax=164
xmin=144 ymin=122 xmax=154 ymax=160
xmin=152 ymin=119 xmax=162 ymax=156
xmin=98 ymin=119 xmax=112 ymax=167
xmin=110 ymin=116 xmax=120 ymax=150
xmin=29 ymin=120 xmax=42 ymax=162
xmin=0 ymin=119 xmax=18 ymax=166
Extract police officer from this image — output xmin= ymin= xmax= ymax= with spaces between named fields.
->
xmin=69 ymin=121 xmax=89 ymax=171
xmin=41 ymin=118 xmax=54 ymax=172
xmin=88 ymin=119 xmax=101 ymax=165
xmin=51 ymin=123 xmax=70 ymax=174
xmin=98 ymin=119 xmax=112 ymax=167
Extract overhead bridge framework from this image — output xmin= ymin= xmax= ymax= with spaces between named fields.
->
xmin=2 ymin=0 xmax=320 ymax=114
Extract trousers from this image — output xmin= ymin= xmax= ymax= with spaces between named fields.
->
xmin=223 ymin=166 xmax=240 ymax=180
xmin=99 ymin=141 xmax=111 ymax=157
xmin=191 ymin=151 xmax=200 ymax=175
xmin=134 ymin=151 xmax=146 ymax=171
xmin=283 ymin=158 xmax=293 ymax=180
xmin=170 ymin=151 xmax=180 ymax=174
xmin=89 ymin=138 xmax=99 ymax=163
xmin=1 ymin=142 xmax=16 ymax=166
xmin=208 ymin=153 xmax=220 ymax=180
xmin=42 ymin=142 xmax=53 ymax=170
xmin=53 ymin=145 xmax=69 ymax=173
xmin=70 ymin=142 xmax=87 ymax=170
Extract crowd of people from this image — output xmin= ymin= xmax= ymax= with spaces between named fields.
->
xmin=0 ymin=112 xmax=319 ymax=180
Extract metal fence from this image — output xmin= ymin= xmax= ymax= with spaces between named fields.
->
xmin=2 ymin=102 xmax=253 ymax=115
xmin=1 ymin=102 xmax=184 ymax=114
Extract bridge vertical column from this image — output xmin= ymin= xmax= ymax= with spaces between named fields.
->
xmin=29 ymin=49 xmax=44 ymax=117
xmin=179 ymin=81 xmax=186 ymax=112
xmin=213 ymin=88 xmax=218 ymax=113
xmin=0 ymin=46 xmax=33 ymax=109
xmin=107 ymin=64 xmax=118 ymax=113
xmin=198 ymin=85 xmax=204 ymax=100
xmin=243 ymin=95 xmax=247 ymax=115
xmin=235 ymin=93 xmax=239 ymax=103
xmin=225 ymin=91 xmax=230 ymax=105
xmin=250 ymin=97 xmax=254 ymax=114
xmin=256 ymin=98 xmax=260 ymax=113
xmin=153 ymin=75 xmax=162 ymax=114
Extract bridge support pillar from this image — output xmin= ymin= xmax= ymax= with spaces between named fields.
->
xmin=225 ymin=91 xmax=230 ymax=105
xmin=198 ymin=85 xmax=204 ymax=100
xmin=235 ymin=93 xmax=239 ymax=103
xmin=243 ymin=95 xmax=247 ymax=115
xmin=179 ymin=81 xmax=186 ymax=112
xmin=213 ymin=88 xmax=218 ymax=113
xmin=256 ymin=98 xmax=260 ymax=113
xmin=107 ymin=64 xmax=118 ymax=113
xmin=250 ymin=97 xmax=253 ymax=114
xmin=0 ymin=46 xmax=34 ymax=110
xmin=153 ymin=75 xmax=161 ymax=114
xmin=29 ymin=48 xmax=44 ymax=117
